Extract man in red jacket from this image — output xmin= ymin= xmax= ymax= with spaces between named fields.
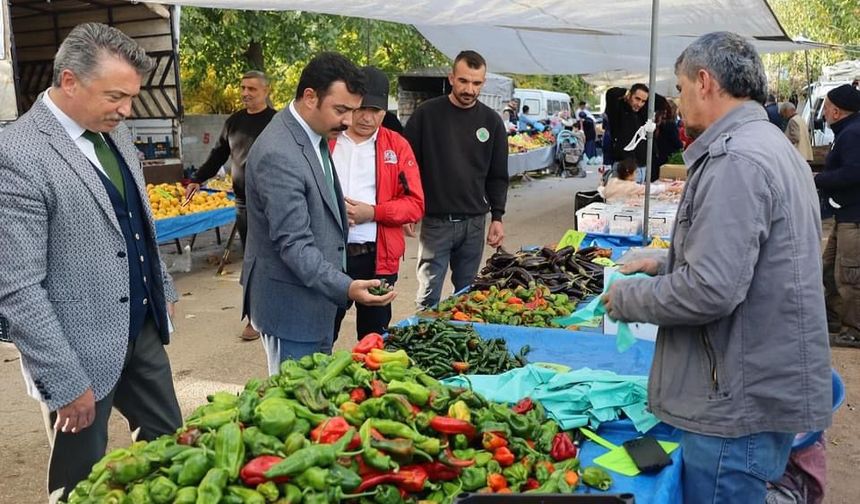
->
xmin=330 ymin=66 xmax=425 ymax=340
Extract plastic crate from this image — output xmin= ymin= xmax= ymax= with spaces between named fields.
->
xmin=454 ymin=493 xmax=635 ymax=503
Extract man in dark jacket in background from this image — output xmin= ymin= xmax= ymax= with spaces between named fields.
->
xmin=187 ymin=70 xmax=276 ymax=341
xmin=764 ymin=93 xmax=783 ymax=129
xmin=605 ymin=83 xmax=649 ymax=182
xmin=815 ymin=84 xmax=860 ymax=346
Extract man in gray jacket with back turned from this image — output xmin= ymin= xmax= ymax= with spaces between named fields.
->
xmin=603 ymin=32 xmax=831 ymax=503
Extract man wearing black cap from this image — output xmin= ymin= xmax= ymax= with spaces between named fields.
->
xmin=815 ymin=83 xmax=860 ymax=346
xmin=330 ymin=67 xmax=425 ymax=340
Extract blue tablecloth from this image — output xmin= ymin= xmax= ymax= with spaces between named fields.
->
xmin=395 ymin=318 xmax=681 ymax=503
xmin=154 ymin=206 xmax=236 ymax=243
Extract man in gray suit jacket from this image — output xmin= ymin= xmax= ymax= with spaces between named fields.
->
xmin=0 ymin=23 xmax=181 ymax=499
xmin=243 ymin=52 xmax=396 ymax=373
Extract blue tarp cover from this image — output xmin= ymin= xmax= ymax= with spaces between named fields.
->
xmin=154 ymin=207 xmax=235 ymax=243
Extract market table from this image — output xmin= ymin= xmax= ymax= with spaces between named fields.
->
xmin=508 ymin=145 xmax=555 ymax=177
xmin=396 ymin=317 xmax=681 ymax=504
xmin=154 ymin=206 xmax=236 ymax=244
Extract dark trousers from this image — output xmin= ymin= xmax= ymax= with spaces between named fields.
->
xmin=333 ymin=246 xmax=397 ymax=342
xmin=236 ymin=203 xmax=248 ymax=249
xmin=45 ymin=318 xmax=182 ymax=499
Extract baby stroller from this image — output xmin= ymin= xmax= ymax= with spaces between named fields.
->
xmin=555 ymin=129 xmax=584 ymax=177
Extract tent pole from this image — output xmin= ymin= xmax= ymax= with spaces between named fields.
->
xmin=804 ymin=48 xmax=813 ymax=141
xmin=642 ymin=0 xmax=660 ymax=244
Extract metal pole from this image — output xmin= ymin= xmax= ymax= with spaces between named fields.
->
xmin=642 ymin=0 xmax=660 ymax=244
xmin=804 ymin=48 xmax=813 ymax=141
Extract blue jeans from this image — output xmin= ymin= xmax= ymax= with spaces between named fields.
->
xmin=260 ymin=333 xmax=331 ymax=376
xmin=681 ymin=431 xmax=794 ymax=504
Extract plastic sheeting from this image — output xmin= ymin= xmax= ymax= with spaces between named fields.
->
xmin=160 ymin=0 xmax=809 ymax=75
xmin=154 ymin=206 xmax=235 ymax=243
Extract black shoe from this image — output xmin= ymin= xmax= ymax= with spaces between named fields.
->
xmin=831 ymin=328 xmax=860 ymax=348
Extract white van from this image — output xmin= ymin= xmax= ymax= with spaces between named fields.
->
xmin=514 ymin=88 xmax=571 ymax=121
xmin=800 ymin=60 xmax=860 ymax=147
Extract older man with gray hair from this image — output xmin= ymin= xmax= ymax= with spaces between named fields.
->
xmin=0 ymin=23 xmax=181 ymax=499
xmin=779 ymin=100 xmax=813 ymax=161
xmin=602 ymin=32 xmax=831 ymax=502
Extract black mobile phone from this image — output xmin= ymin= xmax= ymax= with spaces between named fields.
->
xmin=623 ymin=436 xmax=673 ymax=473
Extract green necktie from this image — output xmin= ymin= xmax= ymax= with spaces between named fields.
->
xmin=82 ymin=130 xmax=125 ymax=200
xmin=318 ymin=138 xmax=341 ymax=220
xmin=318 ymin=137 xmax=346 ymax=269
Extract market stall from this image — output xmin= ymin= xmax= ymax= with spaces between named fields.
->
xmin=508 ymin=146 xmax=555 ymax=177
xmin=147 ymin=183 xmax=236 ymax=246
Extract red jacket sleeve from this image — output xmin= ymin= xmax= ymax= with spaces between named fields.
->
xmin=374 ymin=129 xmax=425 ymax=225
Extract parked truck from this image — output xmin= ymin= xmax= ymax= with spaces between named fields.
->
xmin=0 ymin=0 xmax=184 ymax=182
xmin=397 ymin=67 xmax=514 ymax=125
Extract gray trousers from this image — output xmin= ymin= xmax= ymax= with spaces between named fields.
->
xmin=44 ymin=318 xmax=182 ymax=499
xmin=416 ymin=214 xmax=486 ymax=309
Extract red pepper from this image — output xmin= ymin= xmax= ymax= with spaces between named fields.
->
xmin=370 ymin=379 xmax=387 ymax=398
xmin=357 ymin=465 xmax=428 ymax=493
xmin=439 ymin=446 xmax=475 ymax=468
xmin=349 ymin=387 xmax=367 ymax=403
xmin=429 ymin=416 xmax=477 ymax=438
xmin=506 ymin=297 xmax=524 ymax=305
xmin=365 ymin=354 xmax=382 ymax=370
xmin=493 ymin=446 xmax=515 ymax=467
xmin=176 ymin=427 xmax=201 ymax=446
xmin=240 ymin=455 xmax=289 ymax=486
xmin=352 ymin=352 xmax=367 ymax=362
xmin=487 ymin=473 xmax=508 ymax=492
xmin=353 ymin=332 xmax=384 ymax=354
xmin=511 ymin=398 xmax=534 ymax=414
xmin=452 ymin=361 xmax=470 ymax=374
xmin=550 ymin=432 xmax=578 ymax=461
xmin=420 ymin=461 xmax=462 ymax=481
xmin=482 ymin=432 xmax=508 ymax=451
xmin=309 ymin=417 xmax=362 ymax=449
xmin=524 ymin=478 xmax=541 ymax=490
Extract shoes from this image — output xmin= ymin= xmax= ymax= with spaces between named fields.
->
xmin=241 ymin=323 xmax=260 ymax=341
xmin=830 ymin=328 xmax=860 ymax=348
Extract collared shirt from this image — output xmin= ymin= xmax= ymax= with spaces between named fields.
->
xmin=288 ymin=101 xmax=326 ymax=174
xmin=332 ymin=130 xmax=378 ymax=244
xmin=42 ymin=89 xmax=107 ymax=175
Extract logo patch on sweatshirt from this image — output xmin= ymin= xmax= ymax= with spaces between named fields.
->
xmin=476 ymin=127 xmax=490 ymax=143
xmin=383 ymin=149 xmax=398 ymax=164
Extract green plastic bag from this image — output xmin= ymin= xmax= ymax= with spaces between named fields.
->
xmin=552 ymin=271 xmax=650 ymax=352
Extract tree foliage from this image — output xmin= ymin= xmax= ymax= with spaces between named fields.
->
xmin=179 ymin=9 xmax=450 ymax=113
xmin=764 ymin=0 xmax=860 ymax=99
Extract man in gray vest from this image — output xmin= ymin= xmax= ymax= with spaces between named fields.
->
xmin=0 ymin=23 xmax=182 ymax=500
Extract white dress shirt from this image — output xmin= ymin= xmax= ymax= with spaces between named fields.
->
xmin=42 ymin=89 xmax=107 ymax=175
xmin=332 ymin=131 xmax=378 ymax=244
xmin=288 ymin=101 xmax=326 ymax=174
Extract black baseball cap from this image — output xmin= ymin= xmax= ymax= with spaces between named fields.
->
xmin=361 ymin=66 xmax=389 ymax=110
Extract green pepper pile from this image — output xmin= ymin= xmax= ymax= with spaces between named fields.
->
xmin=385 ymin=320 xmax=529 ymax=379
xmin=427 ymin=284 xmax=578 ymax=328
xmin=64 ymin=342 xmax=612 ymax=504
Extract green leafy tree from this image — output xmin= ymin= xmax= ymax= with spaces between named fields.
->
xmin=764 ymin=0 xmax=860 ymax=99
xmin=179 ymin=9 xmax=449 ymax=113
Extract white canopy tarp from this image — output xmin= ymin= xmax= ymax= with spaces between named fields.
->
xmin=157 ymin=0 xmax=807 ymax=74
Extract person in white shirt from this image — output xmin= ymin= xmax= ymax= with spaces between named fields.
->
xmin=330 ymin=67 xmax=425 ymax=341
